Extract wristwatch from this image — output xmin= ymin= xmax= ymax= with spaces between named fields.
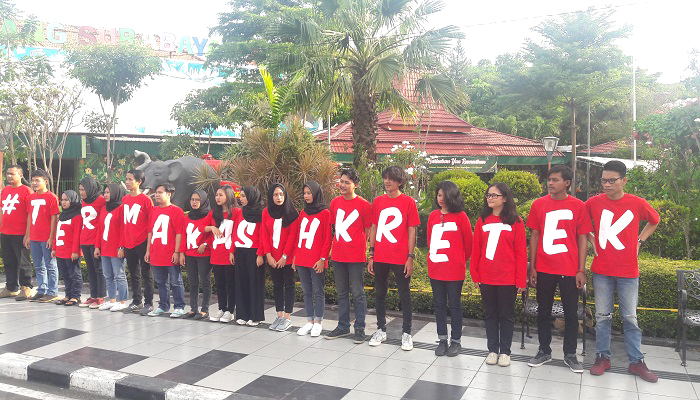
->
xmin=282 ymin=254 xmax=288 ymax=260
xmin=407 ymin=253 xmax=415 ymax=259
xmin=638 ymin=238 xmax=645 ymax=245
xmin=320 ymin=257 xmax=327 ymax=261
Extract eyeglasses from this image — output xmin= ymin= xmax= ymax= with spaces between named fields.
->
xmin=600 ymin=177 xmax=621 ymax=184
xmin=484 ymin=193 xmax=504 ymax=199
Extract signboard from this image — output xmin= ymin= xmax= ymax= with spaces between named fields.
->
xmin=427 ymin=156 xmax=497 ymax=172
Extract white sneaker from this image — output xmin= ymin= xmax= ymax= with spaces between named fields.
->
xmin=246 ymin=320 xmax=261 ymax=327
xmin=485 ymin=352 xmax=498 ymax=365
xmin=498 ymin=354 xmax=511 ymax=367
xmin=220 ymin=311 xmax=233 ymax=323
xmin=210 ymin=310 xmax=224 ymax=322
xmin=368 ymin=330 xmax=387 ymax=346
xmin=98 ymin=302 xmax=115 ymax=311
xmin=310 ymin=323 xmax=323 ymax=337
xmin=401 ymin=333 xmax=413 ymax=351
xmin=110 ymin=302 xmax=127 ymax=312
xmin=297 ymin=322 xmax=313 ymax=336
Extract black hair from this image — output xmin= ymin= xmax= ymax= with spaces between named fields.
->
xmin=547 ymin=164 xmax=573 ymax=188
xmin=433 ymin=180 xmax=465 ymax=213
xmin=381 ymin=166 xmax=407 ymax=190
xmin=480 ymin=182 xmax=520 ymax=226
xmin=213 ymin=185 xmax=236 ymax=226
xmin=603 ymin=160 xmax=627 ymax=178
xmin=6 ymin=164 xmax=23 ymax=175
xmin=126 ymin=169 xmax=145 ymax=184
xmin=339 ymin=168 xmax=360 ymax=185
xmin=30 ymin=169 xmax=50 ymax=182
xmin=155 ymin=182 xmax=176 ymax=195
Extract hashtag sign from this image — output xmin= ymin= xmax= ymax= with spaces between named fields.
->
xmin=2 ymin=194 xmax=19 ymax=214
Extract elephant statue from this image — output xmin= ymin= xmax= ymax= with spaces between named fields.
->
xmin=134 ymin=150 xmax=216 ymax=209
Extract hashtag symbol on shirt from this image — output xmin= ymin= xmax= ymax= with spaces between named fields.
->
xmin=2 ymin=194 xmax=19 ymax=214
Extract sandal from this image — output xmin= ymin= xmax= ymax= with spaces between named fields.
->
xmin=183 ymin=311 xmax=197 ymax=319
xmin=64 ymin=298 xmax=80 ymax=306
xmin=195 ymin=311 xmax=209 ymax=320
xmin=55 ymin=298 xmax=69 ymax=305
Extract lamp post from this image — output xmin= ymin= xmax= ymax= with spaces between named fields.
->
xmin=542 ymin=136 xmax=559 ymax=171
xmin=0 ymin=112 xmax=17 ymax=190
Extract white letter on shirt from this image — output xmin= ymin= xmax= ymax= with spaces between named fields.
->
xmin=598 ymin=209 xmax=634 ymax=250
xmin=482 ymin=223 xmax=512 ymax=260
xmin=335 ymin=209 xmax=359 ymax=242
xmin=542 ymin=209 xmax=573 ymax=255
xmin=82 ymin=206 xmax=97 ymax=230
xmin=102 ymin=213 xmax=113 ymax=241
xmin=272 ymin=218 xmax=282 ymax=249
xmin=123 ymin=204 xmax=142 ymax=225
xmin=55 ymin=220 xmax=70 ymax=247
xmin=212 ymin=220 xmax=233 ymax=250
xmin=298 ymin=217 xmax=320 ymax=249
xmin=151 ymin=214 xmax=170 ymax=245
xmin=235 ymin=220 xmax=255 ymax=248
xmin=186 ymin=222 xmax=201 ymax=250
xmin=429 ymin=221 xmax=458 ymax=263
xmin=375 ymin=207 xmax=402 ymax=243
xmin=30 ymin=198 xmax=46 ymax=225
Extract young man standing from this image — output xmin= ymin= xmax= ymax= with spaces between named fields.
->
xmin=587 ymin=160 xmax=660 ymax=383
xmin=368 ymin=166 xmax=419 ymax=351
xmin=526 ymin=165 xmax=591 ymax=373
xmin=25 ymin=169 xmax=60 ymax=303
xmin=121 ymin=169 xmax=155 ymax=315
xmin=326 ymin=168 xmax=372 ymax=343
xmin=0 ymin=165 xmax=33 ymax=300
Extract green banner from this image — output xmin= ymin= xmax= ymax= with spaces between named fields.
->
xmin=427 ymin=156 xmax=497 ymax=172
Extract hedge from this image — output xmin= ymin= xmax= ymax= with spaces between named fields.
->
xmin=489 ymin=170 xmax=542 ymax=205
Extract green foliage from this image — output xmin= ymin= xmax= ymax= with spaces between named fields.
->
xmin=489 ymin=170 xmax=542 ymax=205
xmin=78 ymin=153 xmax=135 ymax=184
xmin=645 ymin=200 xmax=691 ymax=260
xmin=421 ymin=169 xmax=479 ymax=210
xmin=517 ymin=198 xmax=535 ymax=222
xmin=159 ymin=134 xmax=202 ymax=160
xmin=453 ymin=178 xmax=489 ymax=222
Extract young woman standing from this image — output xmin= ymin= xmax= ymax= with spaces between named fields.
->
xmin=95 ymin=184 xmax=129 ymax=311
xmin=470 ymin=183 xmax=527 ymax=367
xmin=206 ymin=185 xmax=238 ymax=323
xmin=78 ymin=176 xmax=106 ymax=309
xmin=180 ymin=190 xmax=213 ymax=320
xmin=52 ymin=190 xmax=83 ymax=306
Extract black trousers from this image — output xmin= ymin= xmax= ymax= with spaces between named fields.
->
xmin=536 ymin=272 xmax=579 ymax=355
xmin=125 ymin=240 xmax=154 ymax=306
xmin=185 ymin=255 xmax=212 ymax=312
xmin=56 ymin=257 xmax=82 ymax=299
xmin=212 ymin=264 xmax=236 ymax=312
xmin=480 ymin=283 xmax=517 ymax=355
xmin=374 ymin=262 xmax=412 ymax=334
xmin=234 ymin=248 xmax=266 ymax=322
xmin=269 ymin=264 xmax=295 ymax=313
xmin=81 ymin=245 xmax=106 ymax=298
xmin=430 ymin=279 xmax=463 ymax=343
xmin=1 ymin=234 xmax=32 ymax=291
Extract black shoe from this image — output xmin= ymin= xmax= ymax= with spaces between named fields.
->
xmin=435 ymin=340 xmax=448 ymax=356
xmin=352 ymin=329 xmax=366 ymax=344
xmin=528 ymin=350 xmax=553 ymax=367
xmin=124 ymin=302 xmax=143 ymax=314
xmin=447 ymin=342 xmax=461 ymax=357
xmin=564 ymin=354 xmax=584 ymax=373
xmin=325 ymin=327 xmax=351 ymax=340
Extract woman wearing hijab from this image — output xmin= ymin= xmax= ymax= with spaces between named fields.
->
xmin=78 ymin=176 xmax=107 ymax=309
xmin=52 ymin=190 xmax=83 ymax=306
xmin=233 ymin=186 xmax=266 ymax=326
xmin=179 ymin=190 xmax=214 ymax=320
xmin=293 ymin=181 xmax=331 ymax=337
xmin=94 ymin=184 xmax=129 ymax=312
xmin=261 ymin=183 xmax=299 ymax=332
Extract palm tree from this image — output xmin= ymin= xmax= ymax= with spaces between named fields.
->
xmin=271 ymin=0 xmax=465 ymax=165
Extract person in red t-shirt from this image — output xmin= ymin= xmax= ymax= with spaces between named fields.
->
xmin=261 ymin=183 xmax=299 ymax=332
xmin=145 ymin=183 xmax=186 ymax=317
xmin=27 ymin=169 xmax=60 ymax=303
xmin=586 ymin=161 xmax=660 ymax=383
xmin=95 ymin=184 xmax=129 ymax=312
xmin=0 ymin=165 xmax=33 ymax=300
xmin=526 ymin=165 xmax=591 ymax=373
xmin=326 ymin=168 xmax=372 ymax=343
xmin=52 ymin=190 xmax=83 ymax=306
xmin=367 ymin=166 xmax=419 ymax=351
xmin=293 ymin=181 xmax=331 ymax=338
xmin=470 ymin=183 xmax=527 ymax=368
xmin=205 ymin=185 xmax=237 ymax=323
xmin=179 ymin=190 xmax=213 ymax=320
xmin=78 ymin=176 xmax=107 ymax=309
xmin=427 ymin=180 xmax=473 ymax=357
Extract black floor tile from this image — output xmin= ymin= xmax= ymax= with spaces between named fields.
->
xmin=54 ymin=347 xmax=117 ymax=364
xmin=32 ymin=328 xmax=86 ymax=342
xmin=402 ymin=380 xmax=467 ymax=400
xmin=283 ymin=382 xmax=350 ymax=400
xmin=188 ymin=349 xmax=246 ymax=369
xmin=156 ymin=362 xmax=220 ymax=385
xmin=237 ymin=375 xmax=305 ymax=399
xmin=0 ymin=338 xmax=54 ymax=354
xmin=89 ymin=351 xmax=148 ymax=371
xmin=54 ymin=347 xmax=146 ymax=371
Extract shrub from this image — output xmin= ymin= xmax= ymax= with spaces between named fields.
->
xmin=489 ymin=170 xmax=542 ymax=205
xmin=647 ymin=200 xmax=690 ymax=259
xmin=517 ymin=198 xmax=535 ymax=223
xmin=421 ymin=169 xmax=479 ymax=211
xmin=453 ymin=177 xmax=488 ymax=222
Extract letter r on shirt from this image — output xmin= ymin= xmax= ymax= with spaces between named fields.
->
xmin=375 ymin=207 xmax=402 ymax=243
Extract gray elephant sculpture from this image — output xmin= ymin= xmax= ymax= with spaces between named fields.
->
xmin=134 ymin=150 xmax=216 ymax=209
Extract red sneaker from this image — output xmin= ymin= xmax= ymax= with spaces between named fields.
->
xmin=590 ymin=356 xmax=612 ymax=376
xmin=628 ymin=362 xmax=658 ymax=383
xmin=79 ymin=298 xmax=95 ymax=308
xmin=89 ymin=298 xmax=104 ymax=309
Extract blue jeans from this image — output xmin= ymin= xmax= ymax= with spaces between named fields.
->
xmin=152 ymin=265 xmax=185 ymax=311
xmin=30 ymin=241 xmax=58 ymax=296
xmin=102 ymin=257 xmax=129 ymax=301
xmin=593 ymin=273 xmax=644 ymax=363
xmin=332 ymin=261 xmax=366 ymax=330
xmin=297 ymin=266 xmax=325 ymax=322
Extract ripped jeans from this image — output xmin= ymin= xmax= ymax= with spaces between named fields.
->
xmin=592 ymin=273 xmax=644 ymax=363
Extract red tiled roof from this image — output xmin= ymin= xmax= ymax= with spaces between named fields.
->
xmin=588 ymin=140 xmax=630 ymax=155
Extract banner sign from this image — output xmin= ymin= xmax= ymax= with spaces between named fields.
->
xmin=427 ymin=156 xmax=497 ymax=172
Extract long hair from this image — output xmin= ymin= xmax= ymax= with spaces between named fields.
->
xmin=433 ymin=180 xmax=464 ymax=213
xmin=480 ymin=182 xmax=519 ymax=226
xmin=212 ymin=185 xmax=236 ymax=226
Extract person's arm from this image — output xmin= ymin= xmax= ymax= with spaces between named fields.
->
xmin=469 ymin=220 xmax=482 ymax=287
xmin=173 ymin=233 xmax=182 ymax=265
xmin=367 ymin=223 xmax=377 ymax=275
xmin=514 ymin=221 xmax=528 ymax=291
xmin=47 ymin=214 xmax=58 ymax=249
xmin=145 ymin=232 xmax=152 ymax=263
xmin=576 ymin=234 xmax=588 ymax=289
xmin=404 ymin=225 xmax=417 ymax=278
xmin=279 ymin=218 xmax=299 ymax=268
xmin=71 ymin=217 xmax=82 ymax=260
xmin=528 ymin=230 xmax=539 ymax=287
xmin=637 ymin=222 xmax=659 ymax=255
xmin=24 ymin=213 xmax=31 ymax=248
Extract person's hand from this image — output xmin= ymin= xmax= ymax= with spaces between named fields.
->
xmin=117 ymin=248 xmax=125 ymax=259
xmin=197 ymin=244 xmax=207 ymax=254
xmin=171 ymin=252 xmax=179 ymax=265
xmin=144 ymin=251 xmax=150 ymax=264
xmin=179 ymin=253 xmax=186 ymax=266
xmin=23 ymin=235 xmax=30 ymax=249
xmin=276 ymin=257 xmax=286 ymax=268
xmin=94 ymin=248 xmax=101 ymax=259
xmin=474 ymin=282 xmax=480 ymax=289
xmin=404 ymin=258 xmax=414 ymax=278
xmin=229 ymin=252 xmax=235 ymax=265
xmin=368 ymin=258 xmax=374 ymax=275
xmin=51 ymin=250 xmax=56 ymax=258
xmin=528 ymin=269 xmax=537 ymax=287
xmin=576 ymin=271 xmax=586 ymax=289
xmin=291 ymin=262 xmax=297 ymax=271
xmin=46 ymin=240 xmax=52 ymax=249
xmin=266 ymin=254 xmax=277 ymax=267
xmin=313 ymin=259 xmax=324 ymax=273
xmin=517 ymin=287 xmax=526 ymax=294
xmin=256 ymin=255 xmax=264 ymax=267
xmin=211 ymin=227 xmax=222 ymax=238
xmin=71 ymin=252 xmax=79 ymax=261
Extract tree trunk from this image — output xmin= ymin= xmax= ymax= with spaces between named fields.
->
xmin=350 ymin=81 xmax=378 ymax=167
xmin=570 ymin=102 xmax=577 ymax=194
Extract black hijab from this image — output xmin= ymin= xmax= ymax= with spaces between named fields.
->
xmin=80 ymin=176 xmax=100 ymax=204
xmin=241 ymin=186 xmax=263 ymax=223
xmin=105 ymin=184 xmax=126 ymax=212
xmin=267 ymin=183 xmax=299 ymax=228
xmin=187 ymin=190 xmax=211 ymax=220
xmin=59 ymin=190 xmax=82 ymax=221
xmin=303 ymin=181 xmax=327 ymax=215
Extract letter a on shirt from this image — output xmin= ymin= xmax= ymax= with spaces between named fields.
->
xmin=598 ymin=209 xmax=634 ymax=250
xmin=335 ymin=209 xmax=359 ymax=242
xmin=151 ymin=214 xmax=170 ymax=245
xmin=212 ymin=220 xmax=233 ymax=250
xmin=482 ymin=223 xmax=512 ymax=260
xmin=429 ymin=222 xmax=457 ymax=263
xmin=542 ymin=209 xmax=573 ymax=255
xmin=375 ymin=207 xmax=402 ymax=243
xmin=298 ymin=217 xmax=320 ymax=249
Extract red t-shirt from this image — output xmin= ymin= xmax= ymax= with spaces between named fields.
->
xmin=586 ymin=193 xmax=660 ymax=278
xmin=330 ymin=195 xmax=372 ymax=263
xmin=54 ymin=215 xmax=82 ymax=258
xmin=29 ymin=191 xmax=59 ymax=242
xmin=372 ymin=194 xmax=420 ymax=265
xmin=80 ymin=196 xmax=106 ymax=246
xmin=0 ymin=185 xmax=32 ymax=235
xmin=527 ymin=195 xmax=593 ymax=276
xmin=181 ymin=213 xmax=213 ymax=257
xmin=210 ymin=209 xmax=237 ymax=266
xmin=122 ymin=193 xmax=153 ymax=248
xmin=259 ymin=209 xmax=299 ymax=262
xmin=470 ymin=214 xmax=527 ymax=288
xmin=427 ymin=210 xmax=473 ymax=281
xmin=233 ymin=210 xmax=262 ymax=253
xmin=148 ymin=205 xmax=185 ymax=267
xmin=293 ymin=209 xmax=331 ymax=268
xmin=96 ymin=205 xmax=124 ymax=258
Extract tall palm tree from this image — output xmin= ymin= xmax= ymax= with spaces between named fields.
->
xmin=271 ymin=0 xmax=465 ymax=165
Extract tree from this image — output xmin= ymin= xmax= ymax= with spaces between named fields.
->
xmin=64 ymin=43 xmax=161 ymax=175
xmin=171 ymin=106 xmax=222 ymax=155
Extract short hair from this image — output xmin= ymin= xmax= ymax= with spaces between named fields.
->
xmin=381 ymin=166 xmax=407 ymax=190
xmin=126 ymin=169 xmax=145 ymax=184
xmin=6 ymin=164 xmax=23 ymax=175
xmin=156 ymin=182 xmax=176 ymax=194
xmin=433 ymin=180 xmax=465 ymax=213
xmin=30 ymin=169 xmax=50 ymax=182
xmin=339 ymin=168 xmax=359 ymax=185
xmin=547 ymin=164 xmax=573 ymax=185
xmin=603 ymin=160 xmax=627 ymax=178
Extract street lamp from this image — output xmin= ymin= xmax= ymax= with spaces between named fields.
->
xmin=542 ymin=136 xmax=559 ymax=171
xmin=0 ymin=112 xmax=17 ymax=189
